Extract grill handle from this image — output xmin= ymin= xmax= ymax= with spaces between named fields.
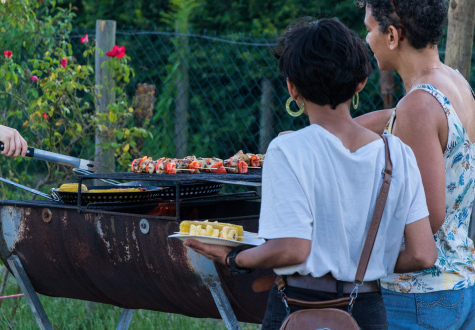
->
xmin=0 ymin=176 xmax=57 ymax=200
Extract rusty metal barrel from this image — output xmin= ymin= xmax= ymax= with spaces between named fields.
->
xmin=0 ymin=201 xmax=271 ymax=323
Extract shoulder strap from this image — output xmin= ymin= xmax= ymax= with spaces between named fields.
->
xmin=354 ymin=135 xmax=392 ymax=284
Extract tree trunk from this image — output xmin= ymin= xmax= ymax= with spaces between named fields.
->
xmin=259 ymin=78 xmax=274 ymax=153
xmin=174 ymin=35 xmax=189 ymax=158
xmin=445 ymin=0 xmax=475 ymax=80
xmin=380 ymin=70 xmax=394 ymax=109
xmin=94 ymin=20 xmax=117 ymax=177
xmin=446 ymin=0 xmax=475 ymax=241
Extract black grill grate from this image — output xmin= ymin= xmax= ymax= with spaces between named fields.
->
xmin=76 ymin=169 xmax=262 ymax=184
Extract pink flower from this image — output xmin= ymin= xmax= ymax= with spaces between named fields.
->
xmin=60 ymin=57 xmax=67 ymax=68
xmin=31 ymin=76 xmax=39 ymax=82
xmin=42 ymin=113 xmax=50 ymax=121
xmin=80 ymin=34 xmax=89 ymax=44
xmin=4 ymin=51 xmax=12 ymax=58
xmin=106 ymin=45 xmax=126 ymax=59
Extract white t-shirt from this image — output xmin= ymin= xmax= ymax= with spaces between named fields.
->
xmin=258 ymin=124 xmax=429 ymax=282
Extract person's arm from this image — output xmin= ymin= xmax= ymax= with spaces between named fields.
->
xmin=392 ymin=92 xmax=447 ymax=233
xmin=0 ymin=125 xmax=28 ymax=158
xmin=393 ymin=217 xmax=437 ymax=273
xmin=184 ymin=237 xmax=311 ymax=269
xmin=353 ymin=109 xmax=393 ymax=135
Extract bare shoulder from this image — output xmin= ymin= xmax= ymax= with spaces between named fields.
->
xmin=354 ymin=109 xmax=394 ymax=134
xmin=395 ymin=90 xmax=447 ymax=129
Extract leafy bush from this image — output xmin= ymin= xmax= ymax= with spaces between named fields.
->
xmin=0 ymin=0 xmax=147 ymax=199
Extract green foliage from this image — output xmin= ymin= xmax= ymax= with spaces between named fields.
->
xmin=63 ymin=0 xmax=366 ymax=36
xmin=0 ymin=0 xmax=144 ymax=199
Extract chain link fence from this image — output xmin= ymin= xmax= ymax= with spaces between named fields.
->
xmin=1 ymin=29 xmax=472 ymax=199
xmin=69 ymin=29 xmax=412 ymax=157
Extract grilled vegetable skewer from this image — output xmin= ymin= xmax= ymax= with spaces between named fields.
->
xmin=130 ymin=150 xmax=264 ymax=174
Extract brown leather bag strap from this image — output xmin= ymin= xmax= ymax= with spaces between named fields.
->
xmin=354 ymin=135 xmax=392 ymax=284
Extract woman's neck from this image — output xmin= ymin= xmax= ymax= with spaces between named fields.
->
xmin=394 ymin=45 xmax=442 ymax=91
xmin=306 ymin=101 xmax=381 ymax=152
xmin=307 ymin=102 xmax=354 ymax=128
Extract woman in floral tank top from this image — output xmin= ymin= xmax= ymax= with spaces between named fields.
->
xmin=355 ymin=0 xmax=475 ymax=329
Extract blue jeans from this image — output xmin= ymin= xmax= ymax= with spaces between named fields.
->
xmin=382 ymin=286 xmax=475 ymax=330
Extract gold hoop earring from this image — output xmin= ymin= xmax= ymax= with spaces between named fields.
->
xmin=286 ymin=97 xmax=304 ymax=117
xmin=352 ymin=93 xmax=359 ymax=110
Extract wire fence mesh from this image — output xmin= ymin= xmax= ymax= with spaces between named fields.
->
xmin=1 ymin=29 xmax=472 ymax=199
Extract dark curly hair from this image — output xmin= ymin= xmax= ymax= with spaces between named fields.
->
xmin=272 ymin=18 xmax=372 ymax=109
xmin=362 ymin=0 xmax=448 ymax=49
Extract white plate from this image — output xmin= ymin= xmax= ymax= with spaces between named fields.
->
xmin=169 ymin=231 xmax=265 ymax=247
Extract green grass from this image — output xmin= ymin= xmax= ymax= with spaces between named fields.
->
xmin=0 ymin=269 xmax=261 ymax=330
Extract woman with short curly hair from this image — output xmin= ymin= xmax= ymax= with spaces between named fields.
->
xmin=355 ymin=0 xmax=475 ymax=328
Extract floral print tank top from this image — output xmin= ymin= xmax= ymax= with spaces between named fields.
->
xmin=381 ymin=82 xmax=475 ymax=293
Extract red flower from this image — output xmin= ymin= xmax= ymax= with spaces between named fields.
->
xmin=60 ymin=57 xmax=67 ymax=68
xmin=31 ymin=76 xmax=39 ymax=82
xmin=106 ymin=45 xmax=126 ymax=59
xmin=4 ymin=51 xmax=12 ymax=58
xmin=80 ymin=34 xmax=89 ymax=44
xmin=42 ymin=113 xmax=50 ymax=121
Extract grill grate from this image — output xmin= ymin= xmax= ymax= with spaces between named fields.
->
xmin=76 ymin=169 xmax=262 ymax=184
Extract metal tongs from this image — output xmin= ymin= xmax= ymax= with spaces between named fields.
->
xmin=0 ymin=176 xmax=60 ymax=201
xmin=0 ymin=143 xmax=99 ymax=172
xmin=72 ymin=168 xmax=121 ymax=186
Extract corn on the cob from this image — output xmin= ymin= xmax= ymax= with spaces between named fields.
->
xmin=87 ymin=188 xmax=143 ymax=193
xmin=180 ymin=220 xmax=243 ymax=241
xmin=58 ymin=184 xmax=88 ymax=192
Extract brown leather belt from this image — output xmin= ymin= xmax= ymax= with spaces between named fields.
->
xmin=285 ymin=273 xmax=380 ymax=294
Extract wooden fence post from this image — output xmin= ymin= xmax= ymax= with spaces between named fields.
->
xmin=445 ymin=0 xmax=475 ymax=80
xmin=259 ymin=78 xmax=274 ymax=153
xmin=174 ymin=35 xmax=189 ymax=159
xmin=380 ymin=70 xmax=394 ymax=109
xmin=95 ymin=20 xmax=117 ymax=175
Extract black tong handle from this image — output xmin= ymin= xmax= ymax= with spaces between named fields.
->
xmin=0 ymin=142 xmax=35 ymax=157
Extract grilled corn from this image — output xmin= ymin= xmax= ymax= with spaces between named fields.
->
xmin=58 ymin=184 xmax=88 ymax=193
xmin=180 ymin=220 xmax=243 ymax=241
xmin=87 ymin=188 xmax=144 ymax=193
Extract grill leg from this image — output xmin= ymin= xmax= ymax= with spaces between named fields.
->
xmin=206 ymin=279 xmax=241 ymax=330
xmin=188 ymin=249 xmax=241 ymax=330
xmin=115 ymin=309 xmax=134 ymax=330
xmin=7 ymin=255 xmax=53 ymax=330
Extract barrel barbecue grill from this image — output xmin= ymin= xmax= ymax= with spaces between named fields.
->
xmin=0 ymin=170 xmax=272 ymax=330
